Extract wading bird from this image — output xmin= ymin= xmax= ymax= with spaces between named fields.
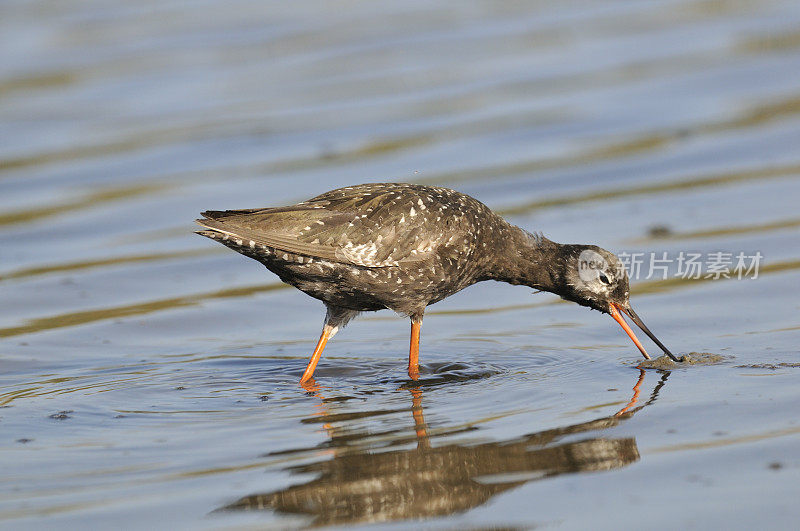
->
xmin=196 ymin=183 xmax=681 ymax=383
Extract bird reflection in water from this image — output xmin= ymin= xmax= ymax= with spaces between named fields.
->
xmin=221 ymin=369 xmax=668 ymax=526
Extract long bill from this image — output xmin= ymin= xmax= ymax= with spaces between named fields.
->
xmin=609 ymin=303 xmax=683 ymax=362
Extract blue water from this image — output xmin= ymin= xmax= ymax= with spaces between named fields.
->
xmin=2 ymin=1 xmax=800 ymax=528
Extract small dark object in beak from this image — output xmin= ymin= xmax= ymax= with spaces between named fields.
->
xmin=618 ymin=304 xmax=684 ymax=363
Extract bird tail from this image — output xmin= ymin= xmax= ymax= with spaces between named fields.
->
xmin=200 ymin=208 xmax=263 ymax=220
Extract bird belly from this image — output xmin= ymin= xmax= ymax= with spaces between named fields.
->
xmin=272 ymin=256 xmax=475 ymax=316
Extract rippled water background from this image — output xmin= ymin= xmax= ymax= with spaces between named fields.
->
xmin=2 ymin=1 xmax=800 ymax=528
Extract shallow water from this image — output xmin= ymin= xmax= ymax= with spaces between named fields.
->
xmin=2 ymin=1 xmax=800 ymax=528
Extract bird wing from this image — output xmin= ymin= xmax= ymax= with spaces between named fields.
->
xmin=195 ymin=184 xmax=460 ymax=268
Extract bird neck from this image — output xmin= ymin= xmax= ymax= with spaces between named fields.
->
xmin=482 ymin=226 xmax=566 ymax=293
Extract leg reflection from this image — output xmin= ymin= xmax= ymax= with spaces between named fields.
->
xmin=408 ymin=386 xmax=430 ymax=449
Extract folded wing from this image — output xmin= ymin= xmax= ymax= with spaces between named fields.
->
xmin=195 ymin=184 xmax=454 ymax=268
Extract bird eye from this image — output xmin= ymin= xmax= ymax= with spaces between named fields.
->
xmin=598 ymin=272 xmax=612 ymax=285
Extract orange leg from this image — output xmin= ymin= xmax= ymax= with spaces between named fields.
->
xmin=299 ymin=377 xmax=320 ymax=393
xmin=300 ymin=325 xmax=334 ymax=383
xmin=408 ymin=320 xmax=422 ymax=380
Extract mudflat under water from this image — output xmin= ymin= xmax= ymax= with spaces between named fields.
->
xmin=2 ymin=1 xmax=800 ymax=529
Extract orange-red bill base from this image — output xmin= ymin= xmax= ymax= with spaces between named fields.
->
xmin=609 ymin=303 xmax=651 ymax=360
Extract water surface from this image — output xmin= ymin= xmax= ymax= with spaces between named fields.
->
xmin=2 ymin=1 xmax=800 ymax=528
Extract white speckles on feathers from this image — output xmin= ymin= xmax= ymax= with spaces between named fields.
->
xmin=197 ymin=182 xmax=514 ymax=317
xmin=336 ymin=241 xmax=387 ymax=267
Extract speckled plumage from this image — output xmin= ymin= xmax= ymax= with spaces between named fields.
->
xmin=196 ymin=182 xmax=679 ymax=382
xmin=197 ymin=183 xmax=533 ymax=318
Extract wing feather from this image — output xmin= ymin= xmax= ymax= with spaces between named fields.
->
xmin=195 ymin=184 xmax=468 ymax=268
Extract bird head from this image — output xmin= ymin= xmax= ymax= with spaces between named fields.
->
xmin=558 ymin=245 xmax=682 ymax=362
